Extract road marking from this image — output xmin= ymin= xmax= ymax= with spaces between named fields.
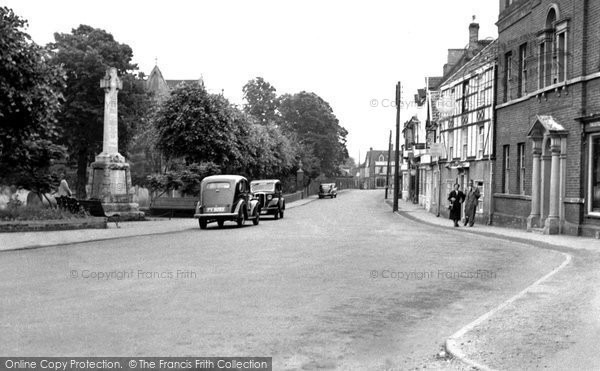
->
xmin=384 ymin=198 xmax=574 ymax=370
xmin=445 ymin=252 xmax=572 ymax=371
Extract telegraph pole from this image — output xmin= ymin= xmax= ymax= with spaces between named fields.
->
xmin=385 ymin=130 xmax=392 ymax=199
xmin=393 ymin=82 xmax=401 ymax=212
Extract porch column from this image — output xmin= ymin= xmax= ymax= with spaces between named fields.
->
xmin=527 ymin=139 xmax=542 ymax=229
xmin=544 ymin=137 xmax=561 ymax=234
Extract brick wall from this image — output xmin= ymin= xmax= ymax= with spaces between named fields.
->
xmin=493 ymin=0 xmax=600 ymax=234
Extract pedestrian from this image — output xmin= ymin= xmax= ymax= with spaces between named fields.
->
xmin=464 ymin=180 xmax=481 ymax=227
xmin=448 ymin=183 xmax=465 ymax=227
xmin=57 ymin=171 xmax=72 ymax=197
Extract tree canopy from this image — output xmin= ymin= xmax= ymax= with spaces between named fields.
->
xmin=279 ymin=92 xmax=348 ymax=177
xmin=0 ymin=6 xmax=67 ymax=199
xmin=242 ymin=77 xmax=279 ymax=125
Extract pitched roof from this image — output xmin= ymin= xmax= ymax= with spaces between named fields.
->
xmin=441 ymin=39 xmax=498 ymax=87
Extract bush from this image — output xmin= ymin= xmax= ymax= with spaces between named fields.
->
xmin=0 ymin=200 xmax=88 ymax=221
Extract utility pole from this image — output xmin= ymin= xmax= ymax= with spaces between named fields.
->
xmin=393 ymin=82 xmax=401 ymax=212
xmin=385 ymin=130 xmax=392 ymax=199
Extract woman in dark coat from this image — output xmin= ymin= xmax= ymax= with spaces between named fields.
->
xmin=448 ymin=183 xmax=465 ymax=227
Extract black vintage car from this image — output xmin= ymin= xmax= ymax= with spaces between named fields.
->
xmin=318 ymin=183 xmax=338 ymax=199
xmin=194 ymin=175 xmax=260 ymax=229
xmin=250 ymin=179 xmax=285 ymax=219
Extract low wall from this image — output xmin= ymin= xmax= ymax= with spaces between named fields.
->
xmin=0 ymin=217 xmax=107 ymax=232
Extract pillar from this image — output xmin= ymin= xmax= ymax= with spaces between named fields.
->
xmin=544 ymin=137 xmax=561 ymax=234
xmin=527 ymin=139 xmax=542 ymax=229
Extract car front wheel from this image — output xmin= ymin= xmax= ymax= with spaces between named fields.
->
xmin=279 ymin=209 xmax=284 ymax=218
xmin=252 ymin=209 xmax=259 ymax=225
xmin=274 ymin=209 xmax=280 ymax=220
xmin=199 ymin=219 xmax=207 ymax=229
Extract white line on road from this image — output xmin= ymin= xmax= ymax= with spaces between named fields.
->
xmin=445 ymin=252 xmax=572 ymax=371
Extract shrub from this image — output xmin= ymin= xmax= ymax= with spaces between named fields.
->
xmin=0 ymin=201 xmax=88 ymax=221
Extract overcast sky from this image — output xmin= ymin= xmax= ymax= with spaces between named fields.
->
xmin=4 ymin=0 xmax=498 ymax=164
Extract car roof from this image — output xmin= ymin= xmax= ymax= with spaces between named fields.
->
xmin=250 ymin=179 xmax=280 ymax=184
xmin=202 ymin=175 xmax=247 ymax=183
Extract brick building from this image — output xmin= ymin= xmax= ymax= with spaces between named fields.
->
xmin=359 ymin=148 xmax=398 ymax=190
xmin=493 ymin=0 xmax=600 ymax=236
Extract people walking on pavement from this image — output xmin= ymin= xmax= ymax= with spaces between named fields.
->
xmin=464 ymin=180 xmax=481 ymax=227
xmin=448 ymin=183 xmax=465 ymax=227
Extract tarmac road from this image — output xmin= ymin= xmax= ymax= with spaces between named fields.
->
xmin=0 ymin=190 xmax=567 ymax=370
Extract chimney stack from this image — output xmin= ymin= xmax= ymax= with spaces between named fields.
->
xmin=469 ymin=16 xmax=479 ymax=51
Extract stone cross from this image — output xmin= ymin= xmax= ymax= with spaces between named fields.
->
xmin=99 ymin=67 xmax=123 ymax=157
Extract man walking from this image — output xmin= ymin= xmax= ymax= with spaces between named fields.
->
xmin=464 ymin=180 xmax=480 ymax=227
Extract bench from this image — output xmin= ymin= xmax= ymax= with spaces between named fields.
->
xmin=77 ymin=199 xmax=121 ymax=228
xmin=150 ymin=197 xmax=197 ymax=218
xmin=55 ymin=196 xmax=81 ymax=214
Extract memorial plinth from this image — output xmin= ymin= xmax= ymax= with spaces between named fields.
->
xmin=88 ymin=67 xmax=144 ymax=220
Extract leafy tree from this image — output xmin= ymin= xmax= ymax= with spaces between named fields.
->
xmin=154 ymin=83 xmax=242 ymax=170
xmin=279 ymin=92 xmax=349 ymax=177
xmin=49 ymin=25 xmax=150 ymax=197
xmin=0 ymin=6 xmax=67 ymax=202
xmin=242 ymin=77 xmax=279 ymax=125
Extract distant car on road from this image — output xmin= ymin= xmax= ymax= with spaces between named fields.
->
xmin=250 ymin=179 xmax=285 ymax=219
xmin=318 ymin=183 xmax=338 ymax=199
xmin=194 ymin=175 xmax=260 ymax=229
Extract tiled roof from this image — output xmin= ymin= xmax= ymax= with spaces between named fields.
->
xmin=441 ymin=39 xmax=498 ymax=87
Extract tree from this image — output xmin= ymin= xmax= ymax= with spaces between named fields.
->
xmin=242 ymin=77 xmax=279 ymax=125
xmin=0 ymin=6 xmax=67 ymax=201
xmin=279 ymin=92 xmax=349 ymax=177
xmin=49 ymin=25 xmax=150 ymax=197
xmin=154 ymin=83 xmax=242 ymax=171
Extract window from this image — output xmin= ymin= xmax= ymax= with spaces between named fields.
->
xmin=517 ymin=143 xmax=526 ymax=195
xmin=518 ymin=43 xmax=527 ymax=97
xmin=449 ymin=131 xmax=455 ymax=159
xmin=504 ymin=52 xmax=513 ymax=102
xmin=503 ymin=145 xmax=510 ymax=193
xmin=556 ymin=26 xmax=567 ymax=83
xmin=378 ymin=154 xmax=385 ymax=162
xmin=538 ymin=42 xmax=546 ymax=89
xmin=462 ymin=79 xmax=470 ymax=112
xmin=478 ymin=125 xmax=485 ymax=158
xmin=589 ymin=134 xmax=600 ymax=214
xmin=461 ymin=127 xmax=468 ymax=160
xmin=546 ymin=9 xmax=557 ymax=87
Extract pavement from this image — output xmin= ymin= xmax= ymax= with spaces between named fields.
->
xmin=389 ymin=197 xmax=600 ymax=370
xmin=0 ymin=195 xmax=319 ymax=252
xmin=390 ymin=198 xmax=599 ymax=252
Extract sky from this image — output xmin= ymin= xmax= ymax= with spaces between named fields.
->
xmin=3 ymin=0 xmax=498 ymax=165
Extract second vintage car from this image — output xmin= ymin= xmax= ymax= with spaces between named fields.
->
xmin=194 ymin=175 xmax=260 ymax=229
xmin=318 ymin=183 xmax=338 ymax=199
xmin=250 ymin=179 xmax=285 ymax=219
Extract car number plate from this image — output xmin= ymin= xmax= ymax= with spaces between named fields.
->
xmin=206 ymin=206 xmax=225 ymax=213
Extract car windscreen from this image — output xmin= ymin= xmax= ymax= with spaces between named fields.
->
xmin=251 ymin=182 xmax=275 ymax=192
xmin=205 ymin=182 xmax=231 ymax=190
